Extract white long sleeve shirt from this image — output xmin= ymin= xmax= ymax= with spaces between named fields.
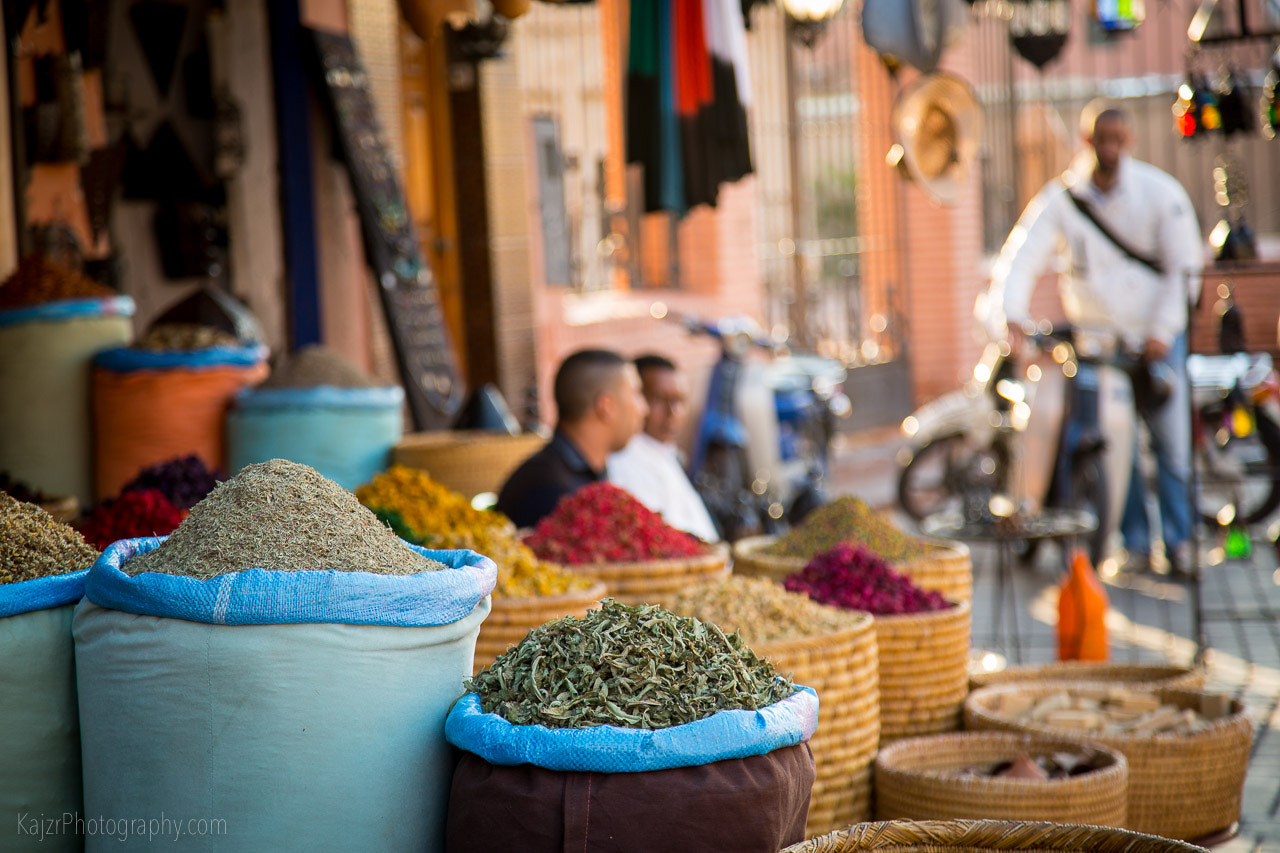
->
xmin=982 ymin=154 xmax=1203 ymax=352
xmin=608 ymin=432 xmax=721 ymax=543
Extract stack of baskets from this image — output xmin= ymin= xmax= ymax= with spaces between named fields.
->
xmin=392 ymin=431 xmax=547 ymax=499
xmin=754 ymin=613 xmax=880 ymax=837
xmin=783 ymin=819 xmax=1210 ymax=852
xmin=877 ymin=599 xmax=972 ymax=741
xmin=472 ymin=583 xmax=606 ymax=673
xmin=731 ymin=535 xmax=973 ymax=603
xmin=965 ymin=682 xmax=1253 ymax=840
xmin=569 ymin=544 xmax=731 ymax=606
xmin=874 ymin=732 xmax=1128 ymax=826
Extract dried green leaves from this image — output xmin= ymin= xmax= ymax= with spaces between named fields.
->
xmin=468 ymin=599 xmax=797 ymax=730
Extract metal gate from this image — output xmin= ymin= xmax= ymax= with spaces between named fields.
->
xmin=745 ymin=3 xmax=912 ymax=429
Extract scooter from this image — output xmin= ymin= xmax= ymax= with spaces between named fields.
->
xmin=668 ymin=312 xmax=851 ymax=542
xmin=1188 ymin=351 xmax=1280 ymax=526
xmin=897 ymin=329 xmax=1131 ymax=565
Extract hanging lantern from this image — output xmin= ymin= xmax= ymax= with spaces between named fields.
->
xmin=1173 ymin=72 xmax=1222 ymax=139
xmin=782 ymin=0 xmax=846 ymax=47
xmin=1008 ymin=0 xmax=1071 ymax=69
xmin=1093 ymin=0 xmax=1144 ymax=31
xmin=1217 ymin=67 xmax=1254 ymax=136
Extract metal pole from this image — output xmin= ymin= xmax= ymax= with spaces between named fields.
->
xmin=1186 ymin=271 xmax=1207 ymax=665
xmin=783 ymin=20 xmax=808 ymax=348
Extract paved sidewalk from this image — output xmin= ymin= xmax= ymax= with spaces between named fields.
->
xmin=828 ymin=427 xmax=1280 ymax=851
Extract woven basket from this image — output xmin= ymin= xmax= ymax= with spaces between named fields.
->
xmin=472 ymin=582 xmax=606 ymax=673
xmin=965 ymin=682 xmax=1253 ymax=840
xmin=782 ymin=819 xmax=1210 ymax=852
xmin=874 ymin=732 xmax=1128 ymax=826
xmin=877 ymin=599 xmax=972 ymax=742
xmin=392 ymin=430 xmax=547 ymax=498
xmin=567 ymin=544 xmax=730 ymax=606
xmin=753 ymin=613 xmax=879 ymax=838
xmin=969 ymin=662 xmax=1205 ymax=693
xmin=732 ymin=535 xmax=972 ymax=602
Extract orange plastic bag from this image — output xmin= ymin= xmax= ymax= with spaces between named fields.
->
xmin=92 ymin=361 xmax=267 ymax=500
xmin=1057 ymin=548 xmax=1109 ymax=661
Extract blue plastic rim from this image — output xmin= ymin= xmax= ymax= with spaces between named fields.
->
xmin=85 ymin=537 xmax=497 ymax=627
xmin=445 ymin=686 xmax=820 ymax=773
xmin=94 ymin=342 xmax=270 ymax=371
xmin=0 ymin=570 xmax=90 ymax=619
xmin=0 ymin=295 xmax=136 ymax=329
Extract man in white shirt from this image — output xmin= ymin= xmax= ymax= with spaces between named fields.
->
xmin=980 ymin=102 xmax=1203 ymax=576
xmin=608 ymin=355 xmax=721 ymax=542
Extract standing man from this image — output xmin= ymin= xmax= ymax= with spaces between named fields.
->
xmin=609 ymin=354 xmax=720 ymax=542
xmin=496 ymin=349 xmax=648 ymax=529
xmin=981 ymin=101 xmax=1204 ymax=576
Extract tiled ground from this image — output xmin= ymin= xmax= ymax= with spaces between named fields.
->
xmin=829 ymin=428 xmax=1280 ymax=851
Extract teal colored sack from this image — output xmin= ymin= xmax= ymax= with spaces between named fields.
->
xmin=1 ymin=603 xmax=83 ymax=853
xmin=226 ymin=386 xmax=404 ymax=490
xmin=75 ymin=540 xmax=493 ymax=851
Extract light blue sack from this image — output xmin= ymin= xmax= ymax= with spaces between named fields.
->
xmin=75 ymin=538 xmax=495 ymax=852
xmin=446 ymin=686 xmax=819 ymax=773
xmin=1 ymin=571 xmax=90 ymax=853
xmin=225 ymin=386 xmax=405 ymax=490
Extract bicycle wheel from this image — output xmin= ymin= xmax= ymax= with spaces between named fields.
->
xmin=898 ymin=434 xmax=1006 ymax=522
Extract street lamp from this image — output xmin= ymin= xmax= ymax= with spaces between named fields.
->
xmin=780 ymin=0 xmax=846 ymax=47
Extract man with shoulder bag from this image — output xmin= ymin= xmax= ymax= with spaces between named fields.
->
xmin=980 ymin=101 xmax=1205 ymax=577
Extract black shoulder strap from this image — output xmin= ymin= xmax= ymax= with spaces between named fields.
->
xmin=1066 ymin=189 xmax=1164 ymax=276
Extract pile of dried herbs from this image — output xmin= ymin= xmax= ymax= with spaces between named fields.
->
xmin=0 ymin=492 xmax=100 ymax=585
xmin=765 ymin=496 xmax=934 ymax=564
xmin=665 ymin=576 xmax=866 ymax=645
xmin=260 ymin=345 xmax=376 ymax=389
xmin=467 ymin=599 xmax=796 ymax=730
xmin=125 ymin=459 xmax=446 ymax=579
xmin=0 ymin=253 xmax=114 ymax=309
xmin=134 ymin=323 xmax=242 ymax=351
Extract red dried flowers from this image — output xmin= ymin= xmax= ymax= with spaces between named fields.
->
xmin=525 ymin=483 xmax=709 ymax=565
xmin=77 ymin=488 xmax=186 ymax=551
xmin=784 ymin=542 xmax=951 ymax=615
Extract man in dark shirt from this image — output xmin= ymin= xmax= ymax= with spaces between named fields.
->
xmin=496 ymin=349 xmax=648 ymax=529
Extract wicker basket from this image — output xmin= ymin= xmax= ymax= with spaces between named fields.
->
xmin=392 ymin=430 xmax=547 ymax=498
xmin=965 ymin=682 xmax=1253 ymax=840
xmin=568 ymin=544 xmax=730 ymax=606
xmin=782 ymin=819 xmax=1210 ymax=852
xmin=874 ymin=732 xmax=1128 ymax=826
xmin=472 ymin=582 xmax=606 ymax=673
xmin=732 ymin=535 xmax=972 ymax=602
xmin=753 ymin=614 xmax=879 ymax=838
xmin=877 ymin=599 xmax=972 ymax=742
xmin=969 ymin=661 xmax=1205 ymax=693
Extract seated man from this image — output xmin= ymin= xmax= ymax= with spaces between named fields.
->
xmin=496 ymin=349 xmax=647 ymax=529
xmin=608 ymin=354 xmax=720 ymax=542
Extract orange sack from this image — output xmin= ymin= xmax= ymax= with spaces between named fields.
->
xmin=91 ymin=348 xmax=267 ymax=500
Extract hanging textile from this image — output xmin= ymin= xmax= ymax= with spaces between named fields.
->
xmin=626 ymin=0 xmax=753 ymax=215
xmin=703 ymin=0 xmax=753 ymax=188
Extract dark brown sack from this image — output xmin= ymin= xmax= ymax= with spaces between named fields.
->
xmin=446 ymin=742 xmax=815 ymax=853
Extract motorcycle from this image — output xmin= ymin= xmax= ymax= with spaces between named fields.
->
xmin=896 ymin=329 xmax=1130 ymax=565
xmin=668 ymin=311 xmax=852 ymax=542
xmin=1188 ymin=351 xmax=1280 ymax=526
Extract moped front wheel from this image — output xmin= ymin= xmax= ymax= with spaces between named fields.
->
xmin=897 ymin=434 xmax=1007 ymax=522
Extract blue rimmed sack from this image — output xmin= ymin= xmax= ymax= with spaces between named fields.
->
xmin=1 ymin=570 xmax=90 ymax=853
xmin=74 ymin=538 xmax=495 ymax=853
xmin=0 ymin=296 xmax=134 ymax=505
xmin=91 ymin=344 xmax=269 ymax=500
xmin=444 ymin=689 xmax=818 ymax=853
xmin=226 ymin=386 xmax=405 ymax=490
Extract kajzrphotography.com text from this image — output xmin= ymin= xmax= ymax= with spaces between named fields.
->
xmin=16 ymin=812 xmax=228 ymax=842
